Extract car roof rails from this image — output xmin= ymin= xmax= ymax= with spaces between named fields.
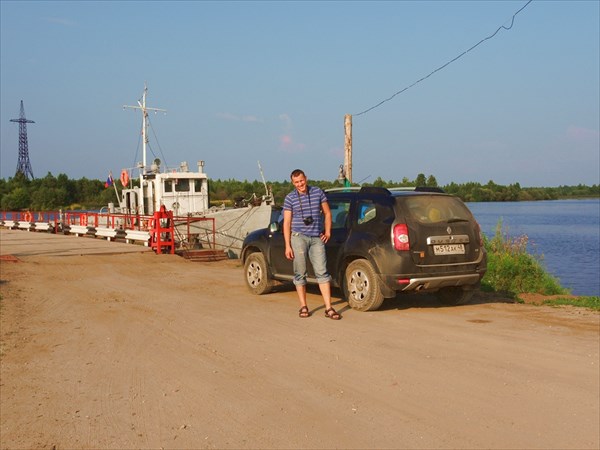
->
xmin=414 ymin=186 xmax=445 ymax=193
xmin=359 ymin=186 xmax=392 ymax=195
xmin=327 ymin=186 xmax=445 ymax=195
xmin=325 ymin=187 xmax=362 ymax=193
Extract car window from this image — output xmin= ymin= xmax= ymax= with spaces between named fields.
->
xmin=356 ymin=200 xmax=377 ymax=225
xmin=405 ymin=196 xmax=471 ymax=224
xmin=329 ymin=199 xmax=351 ymax=230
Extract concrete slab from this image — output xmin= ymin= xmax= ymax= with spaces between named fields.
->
xmin=0 ymin=229 xmax=153 ymax=257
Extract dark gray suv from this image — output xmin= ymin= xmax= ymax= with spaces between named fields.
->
xmin=241 ymin=187 xmax=487 ymax=311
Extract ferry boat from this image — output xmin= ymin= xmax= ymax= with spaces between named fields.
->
xmin=107 ymin=84 xmax=279 ymax=257
xmin=0 ymin=86 xmax=279 ymax=259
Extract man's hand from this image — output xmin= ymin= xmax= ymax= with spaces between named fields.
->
xmin=285 ymin=246 xmax=294 ymax=260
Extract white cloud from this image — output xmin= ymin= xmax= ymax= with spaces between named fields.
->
xmin=566 ymin=126 xmax=599 ymax=143
xmin=216 ymin=112 xmax=263 ymax=123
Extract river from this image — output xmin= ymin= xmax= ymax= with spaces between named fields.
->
xmin=467 ymin=199 xmax=600 ymax=297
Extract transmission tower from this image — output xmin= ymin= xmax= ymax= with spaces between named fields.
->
xmin=10 ymin=100 xmax=35 ymax=179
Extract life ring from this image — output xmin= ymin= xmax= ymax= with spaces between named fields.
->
xmin=120 ymin=169 xmax=129 ymax=187
xmin=23 ymin=212 xmax=32 ymax=222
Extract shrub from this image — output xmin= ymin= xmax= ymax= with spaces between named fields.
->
xmin=481 ymin=221 xmax=568 ymax=296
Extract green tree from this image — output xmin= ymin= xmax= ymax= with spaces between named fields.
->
xmin=414 ymin=173 xmax=427 ymax=186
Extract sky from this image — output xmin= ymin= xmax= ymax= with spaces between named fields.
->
xmin=1 ymin=0 xmax=598 ymax=187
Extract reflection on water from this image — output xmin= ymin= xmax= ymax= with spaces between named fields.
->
xmin=467 ymin=199 xmax=600 ymax=297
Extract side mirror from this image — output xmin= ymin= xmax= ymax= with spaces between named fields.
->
xmin=269 ymin=222 xmax=280 ymax=233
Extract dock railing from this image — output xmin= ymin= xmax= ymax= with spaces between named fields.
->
xmin=1 ymin=210 xmax=217 ymax=255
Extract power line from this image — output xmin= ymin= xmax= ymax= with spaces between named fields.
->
xmin=354 ymin=0 xmax=533 ymax=117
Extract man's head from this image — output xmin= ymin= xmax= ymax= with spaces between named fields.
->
xmin=290 ymin=169 xmax=308 ymax=194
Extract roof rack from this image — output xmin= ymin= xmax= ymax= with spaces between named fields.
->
xmin=325 ymin=187 xmax=362 ymax=193
xmin=325 ymin=186 xmax=445 ymax=194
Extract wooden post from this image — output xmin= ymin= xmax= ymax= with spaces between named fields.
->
xmin=344 ymin=114 xmax=352 ymax=183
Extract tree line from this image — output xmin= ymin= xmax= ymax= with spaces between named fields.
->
xmin=1 ymin=171 xmax=598 ymax=211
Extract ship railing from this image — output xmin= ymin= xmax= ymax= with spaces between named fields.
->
xmin=172 ymin=216 xmax=217 ymax=251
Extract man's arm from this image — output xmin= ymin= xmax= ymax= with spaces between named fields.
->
xmin=321 ymin=200 xmax=332 ymax=243
xmin=283 ymin=209 xmax=294 ymax=259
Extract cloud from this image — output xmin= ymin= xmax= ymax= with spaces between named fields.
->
xmin=216 ymin=112 xmax=263 ymax=123
xmin=279 ymin=113 xmax=292 ymax=131
xmin=278 ymin=114 xmax=305 ymax=153
xmin=279 ymin=134 xmax=305 ymax=153
xmin=241 ymin=115 xmax=262 ymax=123
xmin=216 ymin=112 xmax=238 ymax=121
xmin=42 ymin=17 xmax=76 ymax=27
xmin=566 ymin=126 xmax=599 ymax=143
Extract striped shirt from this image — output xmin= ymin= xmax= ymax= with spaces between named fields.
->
xmin=283 ymin=186 xmax=328 ymax=237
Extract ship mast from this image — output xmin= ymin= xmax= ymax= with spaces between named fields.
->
xmin=122 ymin=84 xmax=167 ymax=215
xmin=123 ymin=83 xmax=166 ymax=173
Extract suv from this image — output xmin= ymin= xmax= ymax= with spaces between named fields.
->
xmin=241 ymin=187 xmax=486 ymax=311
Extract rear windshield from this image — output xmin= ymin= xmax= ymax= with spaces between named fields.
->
xmin=404 ymin=195 xmax=472 ymax=224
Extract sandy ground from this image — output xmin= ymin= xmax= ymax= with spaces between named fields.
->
xmin=0 ymin=230 xmax=599 ymax=449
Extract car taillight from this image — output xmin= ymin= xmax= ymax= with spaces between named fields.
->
xmin=393 ymin=223 xmax=410 ymax=251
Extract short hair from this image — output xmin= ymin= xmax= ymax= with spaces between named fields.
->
xmin=290 ymin=169 xmax=305 ymax=180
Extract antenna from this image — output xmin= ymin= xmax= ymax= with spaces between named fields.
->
xmin=123 ymin=83 xmax=166 ymax=172
xmin=258 ymin=160 xmax=268 ymax=194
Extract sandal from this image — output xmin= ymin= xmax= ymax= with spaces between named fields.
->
xmin=324 ymin=307 xmax=341 ymax=320
xmin=299 ymin=306 xmax=311 ymax=318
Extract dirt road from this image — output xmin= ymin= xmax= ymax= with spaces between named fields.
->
xmin=1 ymin=231 xmax=598 ymax=449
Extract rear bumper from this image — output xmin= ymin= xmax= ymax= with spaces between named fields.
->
xmin=400 ymin=273 xmax=482 ymax=291
xmin=380 ymin=271 xmax=484 ymax=296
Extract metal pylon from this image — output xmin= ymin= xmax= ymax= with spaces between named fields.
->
xmin=10 ymin=100 xmax=35 ymax=179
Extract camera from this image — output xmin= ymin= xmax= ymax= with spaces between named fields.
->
xmin=303 ymin=216 xmax=314 ymax=226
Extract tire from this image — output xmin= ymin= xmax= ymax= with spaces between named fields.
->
xmin=436 ymin=287 xmax=474 ymax=306
xmin=244 ymin=252 xmax=273 ymax=295
xmin=344 ymin=259 xmax=385 ymax=311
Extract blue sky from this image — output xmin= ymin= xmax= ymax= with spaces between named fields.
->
xmin=1 ymin=0 xmax=598 ymax=187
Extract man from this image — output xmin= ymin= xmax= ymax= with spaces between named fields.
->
xmin=283 ymin=169 xmax=342 ymax=320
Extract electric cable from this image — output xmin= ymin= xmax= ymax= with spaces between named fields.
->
xmin=354 ymin=0 xmax=533 ymax=116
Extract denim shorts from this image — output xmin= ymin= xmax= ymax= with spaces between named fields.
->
xmin=290 ymin=232 xmax=332 ymax=285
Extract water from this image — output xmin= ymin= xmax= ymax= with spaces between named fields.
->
xmin=467 ymin=199 xmax=600 ymax=297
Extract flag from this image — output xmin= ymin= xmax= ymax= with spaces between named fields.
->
xmin=105 ymin=172 xmax=114 ymax=188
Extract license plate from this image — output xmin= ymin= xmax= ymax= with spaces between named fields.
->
xmin=433 ymin=244 xmax=465 ymax=255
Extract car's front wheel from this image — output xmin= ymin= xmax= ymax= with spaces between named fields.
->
xmin=344 ymin=259 xmax=385 ymax=311
xmin=244 ymin=252 xmax=273 ymax=295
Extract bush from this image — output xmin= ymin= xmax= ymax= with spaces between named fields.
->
xmin=481 ymin=221 xmax=568 ymax=296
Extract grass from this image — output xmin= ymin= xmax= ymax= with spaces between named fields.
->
xmin=479 ymin=221 xmax=600 ymax=310
xmin=538 ymin=296 xmax=600 ymax=311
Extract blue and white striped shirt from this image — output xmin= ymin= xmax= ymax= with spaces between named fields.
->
xmin=283 ymin=186 xmax=328 ymax=237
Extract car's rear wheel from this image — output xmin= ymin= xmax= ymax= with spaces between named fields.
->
xmin=436 ymin=287 xmax=474 ymax=306
xmin=244 ymin=252 xmax=273 ymax=295
xmin=344 ymin=259 xmax=385 ymax=311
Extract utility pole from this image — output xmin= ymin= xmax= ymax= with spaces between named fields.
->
xmin=344 ymin=114 xmax=352 ymax=184
xmin=10 ymin=100 xmax=35 ymax=179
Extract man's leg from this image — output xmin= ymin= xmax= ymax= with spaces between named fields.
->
xmin=318 ymin=281 xmax=332 ymax=310
xmin=309 ymin=237 xmax=338 ymax=317
xmin=291 ymin=234 xmax=309 ymax=310
xmin=296 ymin=284 xmax=308 ymax=309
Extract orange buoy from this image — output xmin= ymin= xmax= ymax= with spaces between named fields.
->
xmin=120 ymin=169 xmax=130 ymax=187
